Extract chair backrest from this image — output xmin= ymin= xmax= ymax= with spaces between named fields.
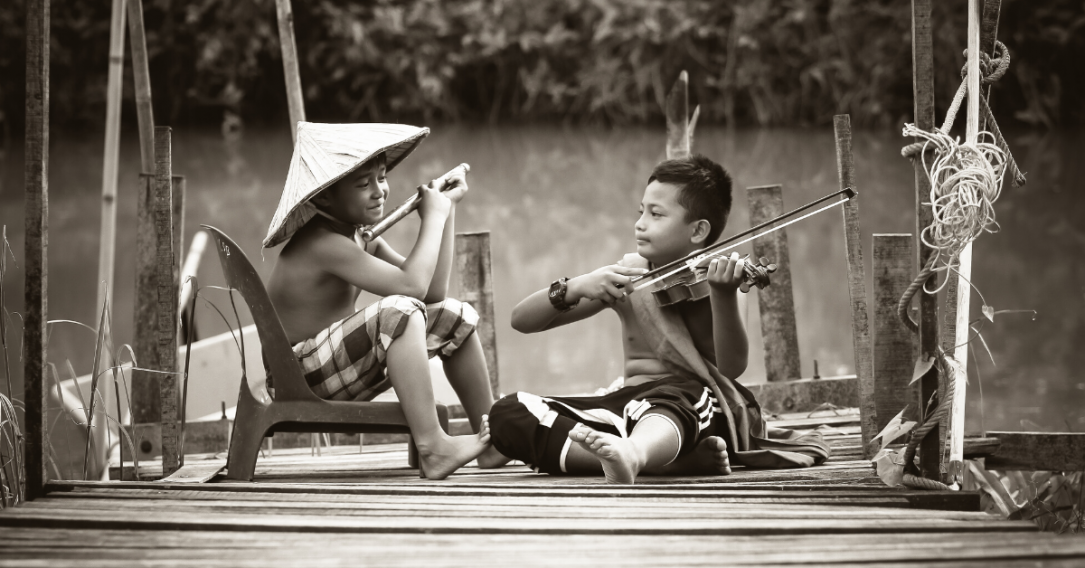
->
xmin=202 ymin=225 xmax=318 ymax=402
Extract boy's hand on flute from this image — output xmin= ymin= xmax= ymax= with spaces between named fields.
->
xmin=417 ymin=182 xmax=452 ymax=220
xmin=437 ymin=170 xmax=469 ymax=204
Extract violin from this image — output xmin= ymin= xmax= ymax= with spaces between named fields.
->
xmin=623 ymin=186 xmax=857 ymax=306
xmin=644 ymin=255 xmax=777 ymax=307
xmin=361 ymin=163 xmax=470 ymax=242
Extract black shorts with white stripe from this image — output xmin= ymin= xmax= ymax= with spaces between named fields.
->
xmin=488 ymin=376 xmax=727 ymax=475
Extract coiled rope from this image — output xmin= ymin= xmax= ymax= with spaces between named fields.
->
xmin=894 ymin=41 xmax=1024 ymax=491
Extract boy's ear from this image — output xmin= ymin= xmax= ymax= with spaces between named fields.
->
xmin=690 ymin=219 xmax=712 ymax=245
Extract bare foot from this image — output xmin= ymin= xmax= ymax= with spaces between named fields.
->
xmin=568 ymin=424 xmax=642 ymax=485
xmin=649 ymin=436 xmax=731 ymax=476
xmin=419 ymin=415 xmax=492 ymax=480
xmin=476 ymin=445 xmax=512 ymax=469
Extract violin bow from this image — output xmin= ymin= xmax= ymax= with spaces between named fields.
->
xmin=631 ymin=187 xmax=857 ymax=292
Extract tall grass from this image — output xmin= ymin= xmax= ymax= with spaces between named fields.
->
xmin=1 ymin=225 xmax=24 ymax=507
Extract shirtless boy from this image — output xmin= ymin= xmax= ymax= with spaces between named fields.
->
xmin=488 ymin=154 xmax=745 ymax=484
xmin=263 ymin=122 xmax=506 ymax=479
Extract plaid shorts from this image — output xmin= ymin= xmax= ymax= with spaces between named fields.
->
xmin=282 ymin=295 xmax=478 ymax=402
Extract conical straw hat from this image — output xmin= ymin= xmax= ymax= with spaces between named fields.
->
xmin=263 ymin=122 xmax=429 ymax=248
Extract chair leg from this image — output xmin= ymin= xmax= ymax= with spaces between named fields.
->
xmin=225 ymin=422 xmax=265 ymax=482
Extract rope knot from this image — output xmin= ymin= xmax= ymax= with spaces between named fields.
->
xmin=960 ymin=41 xmax=1010 ymax=85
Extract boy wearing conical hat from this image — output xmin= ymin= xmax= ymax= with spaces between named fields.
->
xmin=264 ymin=122 xmax=506 ymax=479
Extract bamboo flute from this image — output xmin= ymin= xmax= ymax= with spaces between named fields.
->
xmin=96 ymin=0 xmax=126 ymax=377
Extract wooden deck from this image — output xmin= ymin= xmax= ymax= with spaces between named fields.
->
xmin=3 ymin=410 xmax=1082 ymax=566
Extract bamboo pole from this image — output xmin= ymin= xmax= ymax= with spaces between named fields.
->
xmin=946 ymin=0 xmax=984 ymax=489
xmin=24 ymin=0 xmax=50 ymax=501
xmin=126 ymin=0 xmax=155 ymax=173
xmin=834 ymin=115 xmax=876 ymax=457
xmin=909 ymin=0 xmax=942 ymax=481
xmin=275 ymin=0 xmax=306 ymax=142
xmin=95 ymin=0 xmax=127 ymax=381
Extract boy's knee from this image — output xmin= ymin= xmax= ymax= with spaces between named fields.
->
xmin=429 ymin=297 xmax=479 ymax=327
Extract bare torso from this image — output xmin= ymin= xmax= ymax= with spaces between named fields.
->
xmin=267 ymin=222 xmax=365 ymax=344
xmin=612 ymin=295 xmax=715 ymax=386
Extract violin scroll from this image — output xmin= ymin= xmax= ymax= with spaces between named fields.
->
xmin=738 ymin=256 xmax=777 ymax=294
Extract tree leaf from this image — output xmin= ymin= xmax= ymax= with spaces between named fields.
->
xmin=873 ymin=448 xmax=905 ymax=487
xmin=909 ymin=355 xmax=936 ymax=385
xmin=982 ymin=304 xmax=995 ymax=322
xmin=869 ymin=407 xmax=916 ymax=450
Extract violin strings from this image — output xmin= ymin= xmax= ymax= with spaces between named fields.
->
xmin=632 ymin=197 xmax=852 ymax=292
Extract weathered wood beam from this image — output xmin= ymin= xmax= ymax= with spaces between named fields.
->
xmin=126 ymin=0 xmax=155 ymax=173
xmin=665 ymin=71 xmax=690 ymax=160
xmin=872 ymin=235 xmax=917 ymax=436
xmin=987 ymin=432 xmax=1085 ymax=471
xmin=275 ymin=0 xmax=306 ymax=142
xmin=745 ymin=376 xmax=858 ymax=415
xmin=910 ymin=0 xmax=942 ymax=481
xmin=154 ymin=127 xmax=181 ymax=476
xmin=833 ymin=115 xmax=875 ymax=456
xmin=455 ymin=232 xmax=499 ymax=397
xmin=23 ymin=0 xmax=50 ymax=502
xmin=747 ymin=185 xmax=800 ymax=383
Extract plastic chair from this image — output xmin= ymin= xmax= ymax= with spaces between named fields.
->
xmin=202 ymin=225 xmax=447 ymax=481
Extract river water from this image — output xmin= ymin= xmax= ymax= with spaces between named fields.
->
xmin=1 ymin=124 xmax=1082 ymax=433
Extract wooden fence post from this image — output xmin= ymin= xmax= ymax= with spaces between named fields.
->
xmin=747 ymin=185 xmax=800 ymax=382
xmin=23 ymin=0 xmax=50 ymax=502
xmin=133 ymin=174 xmax=159 ymax=425
xmin=910 ymin=0 xmax=943 ymax=480
xmin=275 ymin=0 xmax=306 ymax=142
xmin=153 ymin=127 xmax=181 ymax=475
xmin=834 ymin=115 xmax=876 ymax=456
xmin=872 ymin=235 xmax=918 ymax=436
xmin=455 ymin=232 xmax=499 ymax=397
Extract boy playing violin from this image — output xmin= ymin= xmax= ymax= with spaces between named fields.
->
xmin=263 ymin=122 xmax=507 ymax=479
xmin=488 ymin=154 xmax=828 ymax=484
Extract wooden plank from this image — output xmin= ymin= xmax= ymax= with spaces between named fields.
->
xmin=910 ymin=0 xmax=942 ymax=482
xmin=275 ymin=0 xmax=306 ymax=142
xmin=22 ymin=0 xmax=50 ymax=503
xmin=745 ymin=375 xmax=858 ymax=414
xmin=664 ymin=70 xmax=690 ymax=159
xmin=455 ymin=232 xmax=499 ymax=396
xmin=872 ymin=235 xmax=917 ymax=435
xmin=986 ymin=432 xmax=1085 ymax=471
xmin=746 ymin=184 xmax=800 ymax=382
xmin=834 ymin=115 xmax=877 ymax=457
xmin=154 ymin=127 xmax=181 ymax=476
xmin=126 ymin=0 xmax=155 ymax=173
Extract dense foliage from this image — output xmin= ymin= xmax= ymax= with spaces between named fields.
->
xmin=0 ymin=0 xmax=1082 ymax=130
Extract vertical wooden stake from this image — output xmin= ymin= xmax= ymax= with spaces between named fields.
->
xmin=133 ymin=174 xmax=159 ymax=425
xmin=834 ymin=115 xmax=876 ymax=456
xmin=154 ymin=127 xmax=180 ymax=475
xmin=455 ymin=232 xmax=499 ymax=397
xmin=747 ymin=185 xmax=800 ymax=382
xmin=665 ymin=71 xmax=690 ymax=160
xmin=910 ymin=0 xmax=942 ymax=480
xmin=275 ymin=0 xmax=306 ymax=142
xmin=23 ymin=0 xmax=50 ymax=502
xmin=126 ymin=0 xmax=155 ymax=173
xmin=873 ymin=235 xmax=918 ymax=434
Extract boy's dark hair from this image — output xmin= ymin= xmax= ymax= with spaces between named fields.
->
xmin=648 ymin=154 xmax=733 ymax=244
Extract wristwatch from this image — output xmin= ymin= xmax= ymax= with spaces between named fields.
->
xmin=548 ymin=277 xmax=579 ymax=312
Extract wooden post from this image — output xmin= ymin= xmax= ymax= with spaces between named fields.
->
xmin=910 ymin=0 xmax=942 ymax=481
xmin=275 ymin=0 xmax=306 ymax=142
xmin=455 ymin=232 xmax=499 ymax=397
xmin=153 ymin=127 xmax=181 ymax=475
xmin=133 ymin=174 xmax=159 ymax=425
xmin=872 ymin=235 xmax=918 ymax=434
xmin=746 ymin=185 xmax=800 ymax=382
xmin=96 ymin=0 xmax=126 ymax=341
xmin=834 ymin=115 xmax=876 ymax=456
xmin=127 ymin=0 xmax=155 ymax=173
xmin=24 ymin=0 xmax=50 ymax=501
xmin=665 ymin=71 xmax=690 ymax=160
